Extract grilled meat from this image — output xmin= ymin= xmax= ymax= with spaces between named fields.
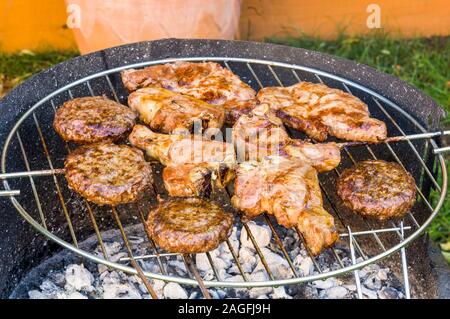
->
xmin=128 ymin=125 xmax=236 ymax=167
xmin=232 ymin=156 xmax=338 ymax=255
xmin=128 ymin=87 xmax=225 ymax=134
xmin=65 ymin=142 xmax=152 ymax=206
xmin=129 ymin=125 xmax=236 ymax=196
xmin=257 ymin=82 xmax=387 ymax=142
xmin=232 ymin=105 xmax=341 ymax=172
xmin=53 ymin=96 xmax=137 ymax=144
xmin=163 ymin=163 xmax=234 ymax=197
xmin=336 ymin=160 xmax=416 ymax=220
xmin=163 ymin=164 xmax=213 ymax=197
xmin=283 ymin=142 xmax=341 ymax=173
xmin=121 ymin=61 xmax=258 ymax=124
xmin=147 ymin=197 xmax=234 ymax=253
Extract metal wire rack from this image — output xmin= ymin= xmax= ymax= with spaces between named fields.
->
xmin=0 ymin=57 xmax=448 ymax=299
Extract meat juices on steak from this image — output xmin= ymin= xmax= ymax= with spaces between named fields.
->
xmin=53 ymin=96 xmax=137 ymax=143
xmin=147 ymin=197 xmax=234 ymax=253
xmin=128 ymin=87 xmax=225 ymax=134
xmin=232 ymin=156 xmax=338 ymax=255
xmin=232 ymin=104 xmax=341 ymax=172
xmin=65 ymin=142 xmax=152 ymax=206
xmin=121 ymin=61 xmax=258 ymax=124
xmin=336 ymin=160 xmax=417 ymax=220
xmin=257 ymin=82 xmax=387 ymax=142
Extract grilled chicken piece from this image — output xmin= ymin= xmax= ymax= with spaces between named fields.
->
xmin=283 ymin=142 xmax=341 ymax=173
xmin=129 ymin=125 xmax=236 ymax=196
xmin=163 ymin=163 xmax=234 ymax=197
xmin=121 ymin=61 xmax=258 ymax=124
xmin=232 ymin=105 xmax=341 ymax=172
xmin=128 ymin=87 xmax=225 ymax=134
xmin=232 ymin=156 xmax=338 ymax=255
xmin=257 ymin=82 xmax=387 ymax=142
xmin=129 ymin=125 xmax=236 ymax=166
xmin=163 ymin=164 xmax=212 ymax=197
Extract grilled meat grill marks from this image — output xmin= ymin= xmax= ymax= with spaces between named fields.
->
xmin=65 ymin=142 xmax=152 ymax=206
xmin=121 ymin=61 xmax=258 ymax=124
xmin=129 ymin=125 xmax=236 ymax=167
xmin=336 ymin=160 xmax=417 ymax=220
xmin=128 ymin=87 xmax=225 ymax=134
xmin=129 ymin=125 xmax=236 ymax=196
xmin=53 ymin=96 xmax=137 ymax=143
xmin=163 ymin=164 xmax=213 ymax=197
xmin=232 ymin=157 xmax=338 ymax=255
xmin=232 ymin=105 xmax=341 ymax=172
xmin=147 ymin=197 xmax=234 ymax=253
xmin=257 ymin=82 xmax=387 ymax=142
xmin=163 ymin=163 xmax=234 ymax=197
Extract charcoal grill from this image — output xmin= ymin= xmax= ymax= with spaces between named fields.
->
xmin=0 ymin=39 xmax=448 ymax=299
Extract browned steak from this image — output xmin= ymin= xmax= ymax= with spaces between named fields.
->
xmin=336 ymin=160 xmax=416 ymax=220
xmin=54 ymin=96 xmax=137 ymax=143
xmin=231 ymin=156 xmax=338 ymax=255
xmin=65 ymin=142 xmax=152 ymax=206
xmin=121 ymin=61 xmax=257 ymax=124
xmin=147 ymin=197 xmax=233 ymax=253
xmin=257 ymin=82 xmax=387 ymax=142
xmin=128 ymin=87 xmax=225 ymax=134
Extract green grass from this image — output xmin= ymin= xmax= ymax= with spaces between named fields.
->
xmin=0 ymin=34 xmax=448 ymax=260
xmin=0 ymin=50 xmax=78 ymax=97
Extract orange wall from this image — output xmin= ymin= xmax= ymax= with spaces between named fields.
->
xmin=240 ymin=0 xmax=450 ymax=40
xmin=0 ymin=0 xmax=449 ymax=52
xmin=0 ymin=0 xmax=76 ymax=52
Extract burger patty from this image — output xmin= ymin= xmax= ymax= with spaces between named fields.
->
xmin=147 ymin=197 xmax=234 ymax=253
xmin=65 ymin=142 xmax=152 ymax=206
xmin=54 ymin=96 xmax=137 ymax=143
xmin=336 ymin=160 xmax=416 ymax=220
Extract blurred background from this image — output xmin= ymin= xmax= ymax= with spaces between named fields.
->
xmin=0 ymin=0 xmax=448 ymax=261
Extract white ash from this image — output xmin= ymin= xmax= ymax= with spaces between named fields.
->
xmin=238 ymin=247 xmax=257 ymax=273
xmin=378 ymin=286 xmax=403 ymax=299
xmin=62 ymin=291 xmax=89 ymax=299
xmin=361 ymin=286 xmax=379 ymax=299
xmin=28 ymin=290 xmax=47 ymax=299
xmin=65 ymin=264 xmax=94 ymax=292
xmin=312 ymin=277 xmax=341 ymax=290
xmin=294 ymin=255 xmax=314 ymax=276
xmin=364 ymin=273 xmax=382 ymax=290
xmin=240 ymin=222 xmax=272 ymax=249
xmin=254 ymin=247 xmax=293 ymax=279
xmin=163 ymin=283 xmax=188 ymax=299
xmin=21 ymin=222 xmax=405 ymax=299
xmin=271 ymin=286 xmax=292 ymax=299
xmin=320 ymin=286 xmax=348 ymax=299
